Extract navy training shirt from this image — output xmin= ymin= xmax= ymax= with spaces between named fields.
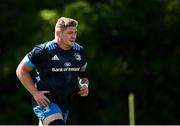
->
xmin=25 ymin=40 xmax=87 ymax=105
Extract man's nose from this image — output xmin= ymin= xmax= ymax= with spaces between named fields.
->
xmin=72 ymin=33 xmax=76 ymax=38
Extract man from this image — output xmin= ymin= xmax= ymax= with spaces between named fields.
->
xmin=16 ymin=17 xmax=89 ymax=125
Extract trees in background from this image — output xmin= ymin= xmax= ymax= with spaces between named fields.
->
xmin=0 ymin=0 xmax=180 ymax=124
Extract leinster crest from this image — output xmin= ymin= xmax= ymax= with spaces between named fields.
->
xmin=74 ymin=53 xmax=81 ymax=61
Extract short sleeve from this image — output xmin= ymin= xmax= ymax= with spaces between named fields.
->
xmin=80 ymin=47 xmax=88 ymax=72
xmin=25 ymin=44 xmax=46 ymax=69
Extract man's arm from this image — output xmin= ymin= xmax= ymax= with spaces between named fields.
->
xmin=78 ymin=68 xmax=89 ymax=97
xmin=16 ymin=56 xmax=50 ymax=106
xmin=78 ymin=77 xmax=89 ymax=97
xmin=79 ymin=77 xmax=89 ymax=87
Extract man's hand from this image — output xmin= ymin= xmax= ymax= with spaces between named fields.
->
xmin=33 ymin=91 xmax=50 ymax=107
xmin=78 ymin=83 xmax=89 ymax=96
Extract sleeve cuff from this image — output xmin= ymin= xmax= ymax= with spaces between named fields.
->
xmin=25 ymin=55 xmax=36 ymax=69
xmin=80 ymin=62 xmax=87 ymax=72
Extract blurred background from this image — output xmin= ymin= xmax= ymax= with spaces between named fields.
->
xmin=0 ymin=0 xmax=180 ymax=124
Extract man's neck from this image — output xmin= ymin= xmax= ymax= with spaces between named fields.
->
xmin=54 ymin=38 xmax=72 ymax=50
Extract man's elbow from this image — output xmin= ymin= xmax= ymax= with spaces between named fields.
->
xmin=16 ymin=65 xmax=22 ymax=78
xmin=16 ymin=62 xmax=32 ymax=78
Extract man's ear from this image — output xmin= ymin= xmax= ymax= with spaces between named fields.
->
xmin=55 ymin=28 xmax=61 ymax=37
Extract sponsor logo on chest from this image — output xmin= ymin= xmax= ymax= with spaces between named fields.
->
xmin=51 ymin=54 xmax=80 ymax=72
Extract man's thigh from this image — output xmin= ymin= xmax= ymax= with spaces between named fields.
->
xmin=33 ymin=102 xmax=65 ymax=125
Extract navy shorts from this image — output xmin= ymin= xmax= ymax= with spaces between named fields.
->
xmin=33 ymin=102 xmax=69 ymax=123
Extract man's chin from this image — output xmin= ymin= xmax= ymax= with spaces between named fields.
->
xmin=68 ymin=42 xmax=74 ymax=47
xmin=70 ymin=42 xmax=75 ymax=46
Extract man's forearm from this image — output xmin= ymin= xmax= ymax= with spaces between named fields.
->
xmin=79 ymin=77 xmax=89 ymax=85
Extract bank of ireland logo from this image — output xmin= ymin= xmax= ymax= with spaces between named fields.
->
xmin=74 ymin=53 xmax=81 ymax=61
xmin=64 ymin=62 xmax=71 ymax=67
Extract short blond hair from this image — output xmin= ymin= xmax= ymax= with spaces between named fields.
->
xmin=55 ymin=17 xmax=78 ymax=30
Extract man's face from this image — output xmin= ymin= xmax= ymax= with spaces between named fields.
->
xmin=61 ymin=26 xmax=77 ymax=48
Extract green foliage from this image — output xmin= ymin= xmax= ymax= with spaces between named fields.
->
xmin=1 ymin=0 xmax=180 ymax=124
